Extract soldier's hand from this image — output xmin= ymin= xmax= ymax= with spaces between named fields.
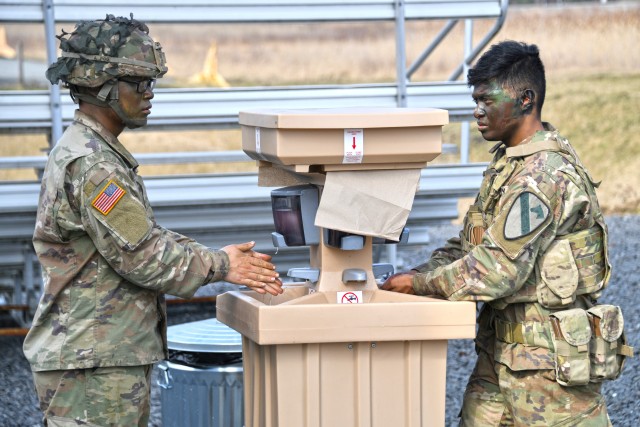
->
xmin=380 ymin=271 xmax=417 ymax=294
xmin=222 ymin=241 xmax=283 ymax=296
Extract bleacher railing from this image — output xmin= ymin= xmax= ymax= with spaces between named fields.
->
xmin=0 ymin=0 xmax=508 ymax=327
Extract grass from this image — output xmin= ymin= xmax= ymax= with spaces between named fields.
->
xmin=546 ymin=74 xmax=640 ymax=214
xmin=0 ymin=3 xmax=639 ymax=213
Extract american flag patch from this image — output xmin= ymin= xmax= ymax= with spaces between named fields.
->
xmin=92 ymin=180 xmax=126 ymax=215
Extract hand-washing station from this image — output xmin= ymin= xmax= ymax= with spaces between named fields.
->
xmin=216 ymin=107 xmax=476 ymax=427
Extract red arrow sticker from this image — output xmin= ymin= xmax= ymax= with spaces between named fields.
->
xmin=343 ymin=129 xmax=364 ymax=164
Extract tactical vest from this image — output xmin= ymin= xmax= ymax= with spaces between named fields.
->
xmin=461 ymin=137 xmax=610 ymax=310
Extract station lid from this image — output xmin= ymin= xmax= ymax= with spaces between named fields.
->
xmin=239 ymin=107 xmax=449 ymax=129
xmin=167 ymin=317 xmax=242 ymax=354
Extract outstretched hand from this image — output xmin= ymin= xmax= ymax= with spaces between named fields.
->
xmin=222 ymin=241 xmax=283 ymax=296
xmin=380 ymin=271 xmax=417 ymax=294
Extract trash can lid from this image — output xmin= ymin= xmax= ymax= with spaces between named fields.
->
xmin=167 ymin=318 xmax=242 ymax=354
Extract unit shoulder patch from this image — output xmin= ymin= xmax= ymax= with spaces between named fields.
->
xmin=504 ymin=191 xmax=550 ymax=240
xmin=487 ymin=189 xmax=553 ymax=260
xmin=92 ymin=180 xmax=126 ymax=215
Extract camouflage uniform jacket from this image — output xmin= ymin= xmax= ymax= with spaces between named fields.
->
xmin=412 ymin=123 xmax=609 ymax=371
xmin=24 ymin=110 xmax=230 ymax=371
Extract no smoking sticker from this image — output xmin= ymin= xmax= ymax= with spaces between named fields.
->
xmin=337 ymin=291 xmax=363 ymax=304
xmin=343 ymin=128 xmax=364 ymax=163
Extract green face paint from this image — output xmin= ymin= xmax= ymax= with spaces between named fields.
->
xmin=472 ymin=80 xmax=523 ymax=145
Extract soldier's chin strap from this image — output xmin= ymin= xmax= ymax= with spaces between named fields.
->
xmin=70 ymin=80 xmax=147 ymax=129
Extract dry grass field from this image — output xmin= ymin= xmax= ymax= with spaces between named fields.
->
xmin=1 ymin=2 xmax=639 ymax=213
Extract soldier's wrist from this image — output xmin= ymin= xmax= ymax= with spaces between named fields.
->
xmin=207 ymin=249 xmax=230 ymax=283
xmin=412 ymin=272 xmax=436 ymax=295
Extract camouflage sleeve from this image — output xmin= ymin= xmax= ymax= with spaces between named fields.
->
xmin=413 ymin=173 xmax=559 ymax=301
xmin=161 ymin=227 xmax=197 ymax=245
xmin=411 ymin=234 xmax=466 ymax=273
xmin=80 ymin=161 xmax=229 ymax=298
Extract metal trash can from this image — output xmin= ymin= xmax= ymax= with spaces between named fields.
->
xmin=156 ymin=318 xmax=244 ymax=427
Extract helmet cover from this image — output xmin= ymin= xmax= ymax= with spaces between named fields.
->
xmin=46 ymin=14 xmax=167 ymax=87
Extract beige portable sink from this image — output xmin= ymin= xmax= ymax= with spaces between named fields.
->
xmin=217 ymin=107 xmax=475 ymax=426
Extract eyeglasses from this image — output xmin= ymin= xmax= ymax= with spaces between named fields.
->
xmin=120 ymin=78 xmax=156 ymax=93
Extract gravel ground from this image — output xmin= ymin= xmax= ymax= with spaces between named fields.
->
xmin=1 ymin=214 xmax=638 ymax=426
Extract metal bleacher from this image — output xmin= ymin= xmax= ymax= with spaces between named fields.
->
xmin=1 ymin=82 xmax=480 ymax=135
xmin=0 ymin=0 xmax=508 ymax=327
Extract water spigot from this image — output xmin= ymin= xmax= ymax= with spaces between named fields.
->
xmin=342 ymin=268 xmax=367 ymax=284
xmin=272 ymin=232 xmax=287 ymax=248
xmin=287 ymin=268 xmax=320 ymax=283
xmin=373 ymin=263 xmax=394 ymax=286
xmin=372 ymin=263 xmax=394 ymax=279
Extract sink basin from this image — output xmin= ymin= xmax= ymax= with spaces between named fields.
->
xmin=217 ymin=286 xmax=475 ymax=345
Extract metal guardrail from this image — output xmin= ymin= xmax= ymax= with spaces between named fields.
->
xmin=0 ymin=163 xmax=485 ymax=244
xmin=0 ymin=0 xmax=505 ymax=325
xmin=0 ymin=163 xmax=485 ymax=326
xmin=0 ymin=0 xmax=508 ymax=144
xmin=0 ymin=0 xmax=505 ymax=23
xmin=0 ymin=82 xmax=478 ymax=134
xmin=0 ymin=150 xmax=251 ymax=170
xmin=0 ymin=147 xmax=462 ymax=171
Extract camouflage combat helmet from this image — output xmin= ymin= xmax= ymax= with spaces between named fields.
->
xmin=46 ymin=14 xmax=167 ymax=128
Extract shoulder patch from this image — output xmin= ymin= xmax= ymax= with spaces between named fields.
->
xmin=504 ymin=191 xmax=550 ymax=239
xmin=92 ymin=180 xmax=126 ymax=215
xmin=487 ymin=189 xmax=553 ymax=260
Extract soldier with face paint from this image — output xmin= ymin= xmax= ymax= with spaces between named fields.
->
xmin=23 ymin=15 xmax=283 ymax=426
xmin=383 ymin=40 xmax=633 ymax=425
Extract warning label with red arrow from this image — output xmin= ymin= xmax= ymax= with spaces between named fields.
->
xmin=343 ymin=128 xmax=364 ymax=163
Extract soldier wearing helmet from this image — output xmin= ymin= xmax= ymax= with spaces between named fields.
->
xmin=23 ymin=15 xmax=283 ymax=426
xmin=46 ymin=14 xmax=167 ymax=129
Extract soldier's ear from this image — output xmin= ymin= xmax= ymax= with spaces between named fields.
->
xmin=521 ymin=89 xmax=535 ymax=114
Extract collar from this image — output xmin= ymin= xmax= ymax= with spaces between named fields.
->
xmin=73 ymin=110 xmax=139 ymax=170
xmin=487 ymin=122 xmax=557 ymax=155
xmin=517 ymin=121 xmax=557 ymax=146
xmin=505 ymin=122 xmax=562 ymax=159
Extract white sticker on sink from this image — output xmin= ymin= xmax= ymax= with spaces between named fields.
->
xmin=255 ymin=127 xmax=261 ymax=154
xmin=343 ymin=128 xmax=363 ymax=163
xmin=337 ymin=290 xmax=363 ymax=304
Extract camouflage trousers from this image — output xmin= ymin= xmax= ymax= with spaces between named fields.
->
xmin=32 ymin=365 xmax=152 ymax=427
xmin=458 ymin=350 xmax=611 ymax=426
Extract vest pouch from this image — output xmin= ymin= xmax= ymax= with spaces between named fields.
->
xmin=537 ymin=239 xmax=579 ymax=308
xmin=550 ymin=308 xmax=591 ymax=386
xmin=587 ymin=305 xmax=631 ymax=382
